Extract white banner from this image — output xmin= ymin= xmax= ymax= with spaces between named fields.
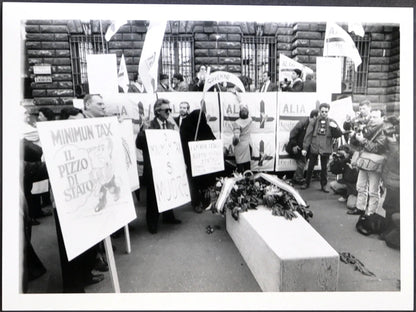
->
xmin=138 ymin=20 xmax=167 ymax=93
xmin=203 ymin=71 xmax=246 ymax=93
xmin=276 ymin=92 xmax=318 ymax=171
xmin=189 ymin=139 xmax=224 ymax=177
xmin=145 ymin=129 xmax=191 ymax=212
xmin=119 ymin=120 xmax=140 ymax=191
xmin=221 ymin=92 xmax=277 ymax=172
xmin=37 ymin=117 xmax=136 ymax=261
xmin=86 ymin=54 xmax=119 ymax=95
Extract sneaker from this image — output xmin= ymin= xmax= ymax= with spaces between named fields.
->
xmin=338 ymin=196 xmax=347 ymax=202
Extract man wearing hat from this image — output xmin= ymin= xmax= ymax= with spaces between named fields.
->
xmin=136 ymin=98 xmax=181 ymax=234
xmin=157 ymin=74 xmax=173 ymax=92
xmin=289 ymin=69 xmax=304 ymax=92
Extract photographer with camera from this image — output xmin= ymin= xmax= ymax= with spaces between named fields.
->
xmin=328 ymin=145 xmax=358 ymax=209
xmin=301 ymin=103 xmax=342 ymax=192
xmin=345 ymin=99 xmax=371 ymax=146
xmin=349 ymin=109 xmax=387 ymax=226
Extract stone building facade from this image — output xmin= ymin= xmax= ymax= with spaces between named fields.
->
xmin=23 ymin=20 xmax=400 ymax=114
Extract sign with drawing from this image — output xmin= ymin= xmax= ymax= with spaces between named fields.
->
xmin=37 ymin=117 xmax=136 ymax=261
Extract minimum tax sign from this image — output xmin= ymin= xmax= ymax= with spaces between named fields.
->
xmin=37 ymin=117 xmax=136 ymax=261
xmin=145 ymin=129 xmax=191 ymax=212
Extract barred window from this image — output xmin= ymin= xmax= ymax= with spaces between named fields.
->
xmin=242 ymin=36 xmax=277 ymax=90
xmin=160 ymin=35 xmax=193 ymax=85
xmin=69 ymin=35 xmax=108 ymax=97
xmin=342 ymin=34 xmax=370 ymax=94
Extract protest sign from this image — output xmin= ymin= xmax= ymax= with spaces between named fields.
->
xmin=145 ymin=129 xmax=191 ymax=212
xmin=316 ymin=56 xmax=343 ymax=104
xmin=119 ymin=120 xmax=140 ymax=191
xmin=37 ymin=117 xmax=136 ymax=261
xmin=86 ymin=54 xmax=119 ymax=95
xmin=203 ymin=71 xmax=246 ymax=93
xmin=330 ymin=96 xmax=355 ymax=129
xmin=189 ymin=139 xmax=224 ymax=177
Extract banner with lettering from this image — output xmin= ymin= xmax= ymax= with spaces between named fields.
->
xmin=37 ymin=117 xmax=136 ymax=261
xmin=279 ymin=54 xmax=314 ymax=85
xmin=145 ymin=129 xmax=191 ymax=212
xmin=276 ymin=92 xmax=318 ymax=171
xmin=221 ymin=92 xmax=276 ymax=172
xmin=189 ymin=139 xmax=224 ymax=177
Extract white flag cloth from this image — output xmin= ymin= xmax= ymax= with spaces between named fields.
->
xmin=279 ymin=54 xmax=314 ymax=83
xmin=139 ymin=20 xmax=167 ymax=93
xmin=323 ymin=22 xmax=362 ymax=70
xmin=348 ymin=22 xmax=365 ymax=37
xmin=118 ymin=54 xmax=129 ymax=93
xmin=105 ymin=20 xmax=127 ymax=42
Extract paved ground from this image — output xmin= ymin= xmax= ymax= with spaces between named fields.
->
xmin=27 ymin=178 xmax=400 ymax=294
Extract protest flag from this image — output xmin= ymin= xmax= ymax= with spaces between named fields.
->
xmin=323 ymin=22 xmax=362 ymax=70
xmin=105 ymin=20 xmax=127 ymax=42
xmin=138 ymin=20 xmax=167 ymax=93
xmin=118 ymin=54 xmax=130 ymax=93
xmin=348 ymin=22 xmax=365 ymax=37
xmin=279 ymin=54 xmax=314 ymax=83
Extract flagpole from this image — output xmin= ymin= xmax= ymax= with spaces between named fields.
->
xmin=99 ymin=20 xmax=105 ymax=53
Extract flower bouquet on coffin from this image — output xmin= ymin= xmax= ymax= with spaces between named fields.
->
xmin=206 ymin=171 xmax=313 ymax=222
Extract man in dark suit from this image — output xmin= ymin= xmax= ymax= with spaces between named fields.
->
xmin=289 ymin=69 xmax=304 ymax=92
xmin=156 ymin=74 xmax=173 ymax=92
xmin=259 ymin=71 xmax=278 ymax=92
xmin=136 ymin=98 xmax=182 ymax=234
xmin=174 ymin=101 xmax=190 ymax=128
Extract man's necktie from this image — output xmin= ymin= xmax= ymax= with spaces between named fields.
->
xmin=162 ymin=122 xmax=166 ymax=129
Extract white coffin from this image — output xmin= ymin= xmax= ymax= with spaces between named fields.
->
xmin=226 ymin=206 xmax=339 ymax=292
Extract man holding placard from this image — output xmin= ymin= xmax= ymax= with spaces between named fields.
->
xmin=136 ymin=99 xmax=182 ymax=234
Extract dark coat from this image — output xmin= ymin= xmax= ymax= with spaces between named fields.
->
xmin=289 ymin=79 xmax=304 ymax=92
xmin=303 ymin=116 xmax=342 ymax=155
xmin=180 ymin=109 xmax=216 ymax=170
xmin=302 ymin=80 xmax=316 ymax=92
xmin=179 ymin=109 xmax=218 ymax=206
xmin=286 ymin=117 xmax=309 ymax=157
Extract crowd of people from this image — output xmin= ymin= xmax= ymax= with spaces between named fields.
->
xmin=126 ymin=66 xmax=315 ymax=94
xmin=21 ymin=67 xmax=400 ymax=293
xmin=287 ymin=99 xmax=400 ymax=249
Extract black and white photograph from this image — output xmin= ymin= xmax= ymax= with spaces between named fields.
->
xmin=2 ymin=1 xmax=414 ymax=310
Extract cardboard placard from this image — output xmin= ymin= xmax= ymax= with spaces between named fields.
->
xmin=145 ymin=129 xmax=191 ymax=212
xmin=37 ymin=117 xmax=136 ymax=261
xmin=189 ymin=139 xmax=224 ymax=177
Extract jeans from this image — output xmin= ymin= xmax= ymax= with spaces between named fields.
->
xmin=356 ymin=169 xmax=382 ymax=215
